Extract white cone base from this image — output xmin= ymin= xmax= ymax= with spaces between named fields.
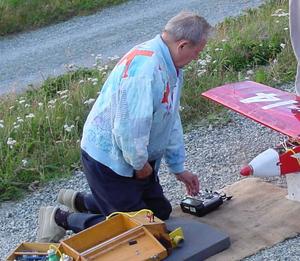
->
xmin=286 ymin=172 xmax=300 ymax=202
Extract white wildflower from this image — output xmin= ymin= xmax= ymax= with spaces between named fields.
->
xmin=22 ymin=159 xmax=28 ymax=167
xmin=205 ymin=54 xmax=212 ymax=63
xmin=197 ymin=69 xmax=207 ymax=77
xmin=9 ymin=106 xmax=14 ymax=110
xmin=57 ymin=90 xmax=69 ymax=95
xmin=48 ymin=99 xmax=57 ymax=105
xmin=197 ymin=59 xmax=207 ymax=66
xmin=13 ymin=125 xmax=20 ymax=129
xmin=79 ymin=80 xmax=85 ymax=84
xmin=280 ymin=43 xmax=286 ymax=49
xmin=271 ymin=9 xmax=289 ymax=17
xmin=95 ymin=54 xmax=102 ymax=61
xmin=84 ymin=98 xmax=96 ymax=105
xmin=62 ymin=101 xmax=73 ymax=107
xmin=17 ymin=117 xmax=24 ymax=123
xmin=7 ymin=137 xmax=16 ymax=148
xmin=64 ymin=124 xmax=75 ymax=132
xmin=19 ymin=99 xmax=26 ymax=104
xmin=25 ymin=104 xmax=30 ymax=108
xmin=108 ymin=55 xmax=120 ymax=61
xmin=0 ymin=123 xmax=4 ymax=128
xmin=246 ymin=70 xmax=254 ymax=75
xmin=284 ymin=27 xmax=289 ymax=31
xmin=92 ymin=78 xmax=98 ymax=86
xmin=60 ymin=95 xmax=69 ymax=99
xmin=38 ymin=103 xmax=43 ymax=107
xmin=25 ymin=113 xmax=35 ymax=118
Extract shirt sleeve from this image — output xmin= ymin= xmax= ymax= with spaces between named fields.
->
xmin=112 ymin=76 xmax=153 ymax=170
xmin=164 ymin=111 xmax=186 ymax=174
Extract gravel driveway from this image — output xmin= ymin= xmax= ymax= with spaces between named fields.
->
xmin=0 ymin=0 xmax=264 ymax=95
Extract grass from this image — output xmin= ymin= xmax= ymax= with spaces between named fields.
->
xmin=0 ymin=0 xmax=295 ymax=201
xmin=0 ymin=0 xmax=127 ymax=36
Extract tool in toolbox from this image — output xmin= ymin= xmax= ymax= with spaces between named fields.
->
xmin=180 ymin=190 xmax=232 ymax=217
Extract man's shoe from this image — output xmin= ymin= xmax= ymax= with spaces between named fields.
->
xmin=37 ymin=206 xmax=66 ymax=242
xmin=57 ymin=189 xmax=79 ymax=212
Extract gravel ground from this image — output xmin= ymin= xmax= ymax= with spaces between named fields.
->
xmin=0 ymin=0 xmax=264 ymax=95
xmin=2 ymin=84 xmax=300 ymax=259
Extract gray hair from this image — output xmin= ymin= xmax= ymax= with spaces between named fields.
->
xmin=163 ymin=11 xmax=212 ymax=45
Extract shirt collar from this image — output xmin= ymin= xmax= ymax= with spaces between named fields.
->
xmin=155 ymin=34 xmax=180 ymax=78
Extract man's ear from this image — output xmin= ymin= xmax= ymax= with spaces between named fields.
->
xmin=177 ymin=39 xmax=190 ymax=51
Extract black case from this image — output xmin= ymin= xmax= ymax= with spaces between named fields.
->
xmin=180 ymin=193 xmax=223 ymax=217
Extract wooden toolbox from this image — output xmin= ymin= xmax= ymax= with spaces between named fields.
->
xmin=59 ymin=213 xmax=169 ymax=261
xmin=6 ymin=242 xmax=59 ymax=260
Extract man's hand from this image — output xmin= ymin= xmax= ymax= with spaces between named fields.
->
xmin=175 ymin=170 xmax=200 ymax=196
xmin=135 ymin=162 xmax=153 ymax=179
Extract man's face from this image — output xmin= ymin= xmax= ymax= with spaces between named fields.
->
xmin=175 ymin=39 xmax=207 ymax=68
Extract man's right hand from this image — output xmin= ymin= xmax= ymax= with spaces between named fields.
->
xmin=135 ymin=162 xmax=153 ymax=179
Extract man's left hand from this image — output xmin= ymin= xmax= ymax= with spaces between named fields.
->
xmin=175 ymin=170 xmax=200 ymax=196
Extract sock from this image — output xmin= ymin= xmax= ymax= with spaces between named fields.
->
xmin=54 ymin=208 xmax=70 ymax=230
xmin=75 ymin=192 xmax=88 ymax=212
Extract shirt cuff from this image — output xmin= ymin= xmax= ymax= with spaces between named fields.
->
xmin=168 ymin=163 xmax=185 ymax=174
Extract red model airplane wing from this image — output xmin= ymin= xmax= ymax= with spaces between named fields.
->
xmin=201 ymin=81 xmax=300 ymax=138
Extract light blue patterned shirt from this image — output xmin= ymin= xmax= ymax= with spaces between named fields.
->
xmin=81 ymin=35 xmax=185 ymax=177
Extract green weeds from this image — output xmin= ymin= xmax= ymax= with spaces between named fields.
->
xmin=0 ymin=0 xmax=127 ymax=35
xmin=0 ymin=64 xmax=109 ymax=200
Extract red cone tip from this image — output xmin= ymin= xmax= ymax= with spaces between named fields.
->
xmin=240 ymin=165 xmax=253 ymax=176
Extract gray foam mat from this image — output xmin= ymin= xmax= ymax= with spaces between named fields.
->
xmin=165 ymin=217 xmax=230 ymax=261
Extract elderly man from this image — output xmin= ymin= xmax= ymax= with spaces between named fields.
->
xmin=37 ymin=11 xmax=212 ymax=242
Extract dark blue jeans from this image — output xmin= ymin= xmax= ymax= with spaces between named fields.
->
xmin=67 ymin=150 xmax=172 ymax=232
